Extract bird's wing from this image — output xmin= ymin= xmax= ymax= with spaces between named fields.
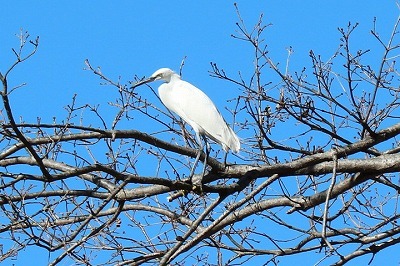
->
xmin=159 ymin=80 xmax=239 ymax=151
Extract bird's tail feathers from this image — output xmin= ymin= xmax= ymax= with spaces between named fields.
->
xmin=204 ymin=124 xmax=240 ymax=153
xmin=226 ymin=126 xmax=240 ymax=153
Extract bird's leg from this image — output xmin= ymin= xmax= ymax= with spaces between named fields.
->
xmin=189 ymin=133 xmax=203 ymax=182
xmin=172 ymin=136 xmax=202 ymax=201
xmin=193 ymin=137 xmax=210 ymax=194
xmin=201 ymin=136 xmax=210 ymax=178
xmin=189 ymin=148 xmax=202 ymax=180
xmin=191 ymin=136 xmax=210 ymax=193
xmin=189 ymin=133 xmax=209 ymax=193
xmin=223 ymin=152 xmax=228 ymax=169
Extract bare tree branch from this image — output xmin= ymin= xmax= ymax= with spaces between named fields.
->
xmin=0 ymin=10 xmax=400 ymax=266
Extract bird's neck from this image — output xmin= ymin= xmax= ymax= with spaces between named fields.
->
xmin=171 ymin=73 xmax=181 ymax=80
xmin=165 ymin=73 xmax=181 ymax=83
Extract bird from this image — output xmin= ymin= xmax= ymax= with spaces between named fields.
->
xmin=131 ymin=68 xmax=240 ymax=185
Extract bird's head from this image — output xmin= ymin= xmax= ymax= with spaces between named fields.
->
xmin=131 ymin=68 xmax=179 ymax=89
xmin=150 ymin=68 xmax=177 ymax=82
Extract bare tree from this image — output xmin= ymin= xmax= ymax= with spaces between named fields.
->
xmin=1 ymin=8 xmax=400 ymax=266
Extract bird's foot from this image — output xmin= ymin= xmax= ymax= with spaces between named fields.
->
xmin=192 ymin=184 xmax=203 ymax=194
xmin=191 ymin=174 xmax=203 ymax=195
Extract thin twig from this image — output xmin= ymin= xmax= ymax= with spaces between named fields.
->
xmin=159 ymin=194 xmax=227 ymax=265
xmin=321 ymin=148 xmax=338 ymax=252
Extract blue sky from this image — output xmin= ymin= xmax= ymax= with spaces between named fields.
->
xmin=1 ymin=1 xmax=400 ymax=265
xmin=1 ymin=1 xmax=397 ymax=125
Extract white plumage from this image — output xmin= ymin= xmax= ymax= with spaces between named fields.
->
xmin=151 ymin=68 xmax=240 ymax=152
xmin=132 ymin=68 xmax=240 ymax=181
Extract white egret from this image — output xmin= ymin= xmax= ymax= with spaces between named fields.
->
xmin=132 ymin=68 xmax=240 ymax=185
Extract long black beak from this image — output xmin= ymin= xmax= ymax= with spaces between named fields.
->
xmin=131 ymin=76 xmax=156 ymax=89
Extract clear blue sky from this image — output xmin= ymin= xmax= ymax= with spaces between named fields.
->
xmin=1 ymin=1 xmax=397 ymax=126
xmin=0 ymin=1 xmax=399 ymax=265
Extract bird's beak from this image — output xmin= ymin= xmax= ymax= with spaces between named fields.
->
xmin=131 ymin=76 xmax=156 ymax=89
